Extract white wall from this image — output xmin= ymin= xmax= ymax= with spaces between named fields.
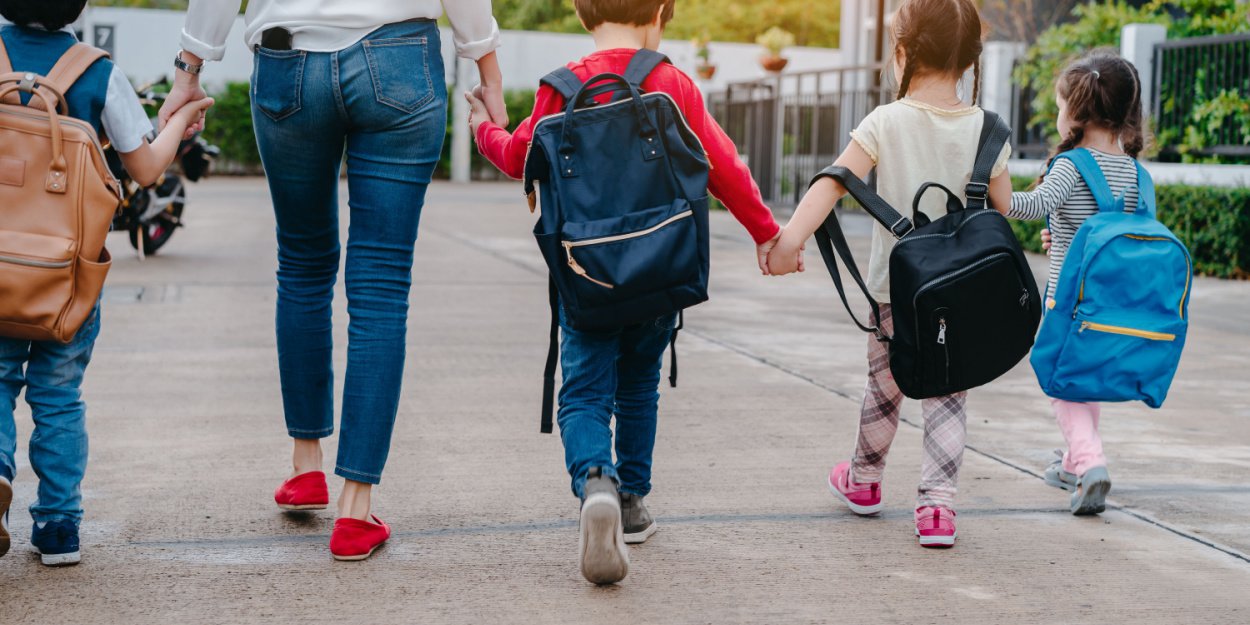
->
xmin=80 ymin=7 xmax=841 ymax=92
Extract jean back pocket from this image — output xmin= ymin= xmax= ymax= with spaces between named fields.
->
xmin=362 ymin=37 xmax=435 ymax=113
xmin=252 ymin=48 xmax=306 ymax=121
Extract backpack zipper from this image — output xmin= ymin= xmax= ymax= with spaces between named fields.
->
xmin=0 ymin=254 xmax=72 ymax=269
xmin=1079 ymin=321 xmax=1175 ymax=342
xmin=937 ymin=317 xmax=950 ymax=385
xmin=561 ymin=209 xmax=693 ymax=289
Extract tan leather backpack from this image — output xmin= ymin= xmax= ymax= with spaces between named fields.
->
xmin=0 ymin=40 xmax=122 ymax=343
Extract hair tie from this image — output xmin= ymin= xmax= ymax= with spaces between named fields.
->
xmin=1092 ymin=70 xmax=1101 ymax=79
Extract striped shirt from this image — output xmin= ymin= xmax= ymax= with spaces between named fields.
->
xmin=1008 ymin=149 xmax=1140 ymax=300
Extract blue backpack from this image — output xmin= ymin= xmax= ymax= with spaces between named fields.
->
xmin=1030 ymin=149 xmax=1192 ymax=408
xmin=524 ymin=50 xmax=711 ymax=432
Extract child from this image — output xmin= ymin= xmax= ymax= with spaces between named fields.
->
xmin=467 ymin=0 xmax=780 ymax=584
xmin=0 ymin=0 xmax=212 ymax=565
xmin=767 ymin=0 xmax=1011 ymax=547
xmin=997 ymin=51 xmax=1148 ymax=515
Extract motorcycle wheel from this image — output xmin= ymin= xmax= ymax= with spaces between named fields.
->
xmin=128 ymin=177 xmax=185 ymax=255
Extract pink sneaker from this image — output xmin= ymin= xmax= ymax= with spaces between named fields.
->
xmin=915 ymin=506 xmax=957 ymax=548
xmin=827 ymin=461 xmax=883 ymax=515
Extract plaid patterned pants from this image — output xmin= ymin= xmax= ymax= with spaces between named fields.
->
xmin=849 ymin=305 xmax=967 ymax=509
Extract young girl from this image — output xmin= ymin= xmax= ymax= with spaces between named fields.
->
xmin=767 ymin=0 xmax=1012 ymax=547
xmin=998 ymin=51 xmax=1148 ymax=515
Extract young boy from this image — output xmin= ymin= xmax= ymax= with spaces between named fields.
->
xmin=467 ymin=0 xmax=781 ymax=585
xmin=0 ymin=0 xmax=212 ymax=566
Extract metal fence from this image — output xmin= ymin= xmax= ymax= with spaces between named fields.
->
xmin=1153 ymin=33 xmax=1250 ymax=160
xmin=708 ymin=66 xmax=889 ymax=205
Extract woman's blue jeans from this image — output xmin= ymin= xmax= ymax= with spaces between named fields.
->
xmin=250 ymin=21 xmax=446 ymax=484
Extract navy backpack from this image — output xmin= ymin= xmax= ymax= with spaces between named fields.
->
xmin=523 ymin=50 xmax=712 ymax=432
xmin=1030 ymin=149 xmax=1192 ymax=407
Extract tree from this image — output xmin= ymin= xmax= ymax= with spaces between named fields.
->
xmin=981 ymin=0 xmax=1081 ymax=43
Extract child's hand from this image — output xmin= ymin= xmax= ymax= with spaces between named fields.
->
xmin=766 ymin=232 xmax=806 ymax=276
xmin=756 ymin=232 xmax=781 ymax=275
xmin=464 ymin=90 xmax=491 ymax=137
xmin=1040 ymin=228 xmax=1052 ymax=254
xmin=169 ymin=97 xmax=215 ymax=132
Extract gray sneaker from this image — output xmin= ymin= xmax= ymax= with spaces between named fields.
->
xmin=0 ymin=475 xmax=10 ymax=558
xmin=1043 ymin=450 xmax=1077 ymax=492
xmin=620 ymin=492 xmax=657 ymax=544
xmin=1071 ymin=466 xmax=1112 ymax=516
xmin=579 ymin=467 xmax=629 ymax=585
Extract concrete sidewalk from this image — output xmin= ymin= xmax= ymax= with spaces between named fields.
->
xmin=1 ymin=179 xmax=1247 ymax=624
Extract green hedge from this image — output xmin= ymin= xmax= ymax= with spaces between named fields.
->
xmin=1009 ymin=176 xmax=1250 ymax=279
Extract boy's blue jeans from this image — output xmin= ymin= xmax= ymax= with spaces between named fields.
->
xmin=249 ymin=21 xmax=447 ymax=485
xmin=557 ymin=306 xmax=676 ymax=500
xmin=0 ymin=303 xmax=101 ymax=524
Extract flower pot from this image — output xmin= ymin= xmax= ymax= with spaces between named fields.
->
xmin=696 ymin=63 xmax=717 ymax=80
xmin=760 ymin=55 xmax=789 ymax=73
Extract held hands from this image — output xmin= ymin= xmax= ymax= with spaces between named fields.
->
xmin=1041 ymin=228 xmax=1052 ymax=254
xmin=763 ymin=227 xmax=806 ymax=276
xmin=168 ymin=96 xmax=216 ymax=133
xmin=159 ymin=65 xmax=209 ymax=140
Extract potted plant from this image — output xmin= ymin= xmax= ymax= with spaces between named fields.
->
xmin=693 ymin=32 xmax=717 ymax=80
xmin=756 ymin=26 xmax=795 ymax=73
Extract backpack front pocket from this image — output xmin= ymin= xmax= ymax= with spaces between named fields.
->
xmin=559 ymin=200 xmax=699 ymax=307
xmin=0 ymin=230 xmax=75 ymax=330
xmin=1050 ymin=312 xmax=1186 ymax=405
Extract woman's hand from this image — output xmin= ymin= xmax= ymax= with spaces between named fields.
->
xmin=465 ymin=90 xmax=490 ymax=137
xmin=474 ymin=52 xmax=509 ymax=127
xmin=159 ymin=51 xmax=208 ymax=140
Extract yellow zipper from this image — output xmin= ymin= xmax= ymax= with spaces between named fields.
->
xmin=1079 ymin=321 xmax=1175 ymax=341
xmin=561 ymin=210 xmax=693 ymax=289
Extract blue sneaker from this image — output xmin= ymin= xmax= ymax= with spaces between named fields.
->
xmin=31 ymin=519 xmax=80 ymax=566
xmin=0 ymin=476 xmax=11 ymax=558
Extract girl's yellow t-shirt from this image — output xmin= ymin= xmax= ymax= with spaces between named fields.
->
xmin=849 ymin=98 xmax=1012 ymax=303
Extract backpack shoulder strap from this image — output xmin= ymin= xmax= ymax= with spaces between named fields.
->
xmin=1056 ymin=148 xmax=1118 ymax=213
xmin=623 ymin=49 xmax=670 ymax=88
xmin=965 ymin=110 xmax=1011 ymax=211
xmin=42 ymin=43 xmax=108 ymax=97
xmin=1134 ymin=160 xmax=1157 ymax=218
xmin=0 ymin=32 xmax=13 ymax=74
xmin=540 ymin=67 xmax=584 ymax=102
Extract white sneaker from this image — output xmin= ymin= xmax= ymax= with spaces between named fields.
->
xmin=0 ymin=475 xmax=11 ymax=558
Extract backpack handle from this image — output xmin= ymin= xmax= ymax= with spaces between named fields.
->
xmin=911 ymin=182 xmax=967 ymax=228
xmin=556 ymin=73 xmax=663 ymax=178
xmin=0 ymin=80 xmax=69 ymax=194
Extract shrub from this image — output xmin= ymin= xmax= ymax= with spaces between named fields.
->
xmin=203 ymin=82 xmax=262 ymax=169
xmin=1008 ymin=176 xmax=1250 ymax=278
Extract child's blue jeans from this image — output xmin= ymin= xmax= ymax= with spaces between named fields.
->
xmin=0 ymin=303 xmax=101 ymax=524
xmin=557 ymin=306 xmax=676 ymax=500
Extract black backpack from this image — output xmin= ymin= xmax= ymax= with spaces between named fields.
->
xmin=811 ymin=111 xmax=1042 ymax=399
xmin=524 ymin=50 xmax=711 ymax=432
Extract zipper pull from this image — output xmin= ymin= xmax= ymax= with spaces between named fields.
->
xmin=937 ymin=318 xmax=947 ymax=345
xmin=562 ymin=241 xmax=614 ymax=289
xmin=1079 ymin=321 xmax=1090 ymax=333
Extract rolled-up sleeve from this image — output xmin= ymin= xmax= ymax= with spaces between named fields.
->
xmin=441 ymin=0 xmax=502 ymax=60
xmin=180 ymin=0 xmax=243 ymax=62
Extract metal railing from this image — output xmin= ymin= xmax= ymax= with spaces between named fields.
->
xmin=1153 ymin=33 xmax=1250 ymax=159
xmin=708 ymin=65 xmax=890 ymax=205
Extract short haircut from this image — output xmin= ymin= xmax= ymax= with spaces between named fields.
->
xmin=0 ymin=0 xmax=88 ymax=32
xmin=573 ymin=0 xmax=676 ymax=30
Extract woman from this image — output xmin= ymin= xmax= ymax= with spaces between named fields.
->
xmin=161 ymin=0 xmax=507 ymax=561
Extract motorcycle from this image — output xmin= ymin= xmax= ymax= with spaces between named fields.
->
xmin=106 ymin=78 xmax=220 ymax=257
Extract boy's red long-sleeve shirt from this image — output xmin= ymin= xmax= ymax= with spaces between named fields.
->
xmin=474 ymin=48 xmax=780 ymax=245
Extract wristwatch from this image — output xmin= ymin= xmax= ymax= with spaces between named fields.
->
xmin=174 ymin=52 xmax=203 ymax=76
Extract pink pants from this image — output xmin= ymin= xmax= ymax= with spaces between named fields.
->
xmin=1051 ymin=399 xmax=1106 ymax=475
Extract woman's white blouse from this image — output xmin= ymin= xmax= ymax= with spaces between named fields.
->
xmin=180 ymin=0 xmax=501 ymax=61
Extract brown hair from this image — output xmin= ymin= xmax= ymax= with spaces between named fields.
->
xmin=892 ymin=0 xmax=985 ymax=103
xmin=1040 ymin=50 xmax=1148 ymax=183
xmin=574 ymin=0 xmax=676 ymax=30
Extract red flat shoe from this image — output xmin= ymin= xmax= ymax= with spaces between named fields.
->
xmin=330 ymin=515 xmax=391 ymax=561
xmin=274 ymin=471 xmax=329 ymax=511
